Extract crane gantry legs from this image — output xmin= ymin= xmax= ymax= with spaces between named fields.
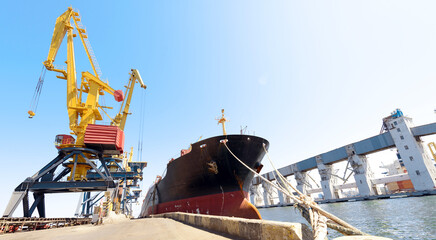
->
xmin=3 ymin=148 xmax=115 ymax=218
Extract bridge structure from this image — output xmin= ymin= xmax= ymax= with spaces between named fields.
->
xmin=250 ymin=109 xmax=436 ymax=207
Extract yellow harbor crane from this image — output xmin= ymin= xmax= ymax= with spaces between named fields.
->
xmin=27 ymin=7 xmax=146 ymax=181
xmin=30 ymin=7 xmax=146 ymax=145
xmin=4 ymin=7 xmax=146 ymax=218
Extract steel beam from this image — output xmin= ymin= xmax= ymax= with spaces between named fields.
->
xmin=253 ymin=120 xmax=436 ymax=184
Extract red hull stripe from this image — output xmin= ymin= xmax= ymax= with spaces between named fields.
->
xmin=147 ymin=190 xmax=261 ymax=219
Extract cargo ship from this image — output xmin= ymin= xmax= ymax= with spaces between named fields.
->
xmin=139 ymin=110 xmax=269 ymax=219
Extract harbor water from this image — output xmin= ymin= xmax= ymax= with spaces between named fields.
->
xmin=258 ymin=195 xmax=436 ymax=240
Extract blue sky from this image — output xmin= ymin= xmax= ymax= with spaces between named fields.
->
xmin=1 ymin=1 xmax=436 ymax=217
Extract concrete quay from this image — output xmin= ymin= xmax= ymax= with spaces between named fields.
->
xmin=0 ymin=212 xmax=313 ymax=240
xmin=0 ymin=217 xmax=232 ymax=240
xmin=0 ymin=212 xmax=391 ymax=240
xmin=151 ymin=212 xmax=313 ymax=240
xmin=150 ymin=212 xmax=391 ymax=240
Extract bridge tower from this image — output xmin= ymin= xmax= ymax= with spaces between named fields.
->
xmin=249 ymin=184 xmax=261 ymax=206
xmin=275 ymin=177 xmax=290 ymax=206
xmin=291 ymin=164 xmax=309 ymax=195
xmin=316 ymin=155 xmax=338 ymax=200
xmin=261 ymin=179 xmax=274 ymax=207
xmin=384 ymin=109 xmax=436 ymax=191
xmin=346 ymin=144 xmax=377 ymax=196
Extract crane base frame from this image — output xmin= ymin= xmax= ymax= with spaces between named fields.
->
xmin=3 ymin=148 xmax=115 ymax=218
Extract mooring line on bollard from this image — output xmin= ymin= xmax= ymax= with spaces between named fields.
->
xmin=223 ymin=140 xmax=366 ymax=238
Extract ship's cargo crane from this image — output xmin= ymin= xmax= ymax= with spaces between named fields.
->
xmin=4 ymin=7 xmax=146 ymax=218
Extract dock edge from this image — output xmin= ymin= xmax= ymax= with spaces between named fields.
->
xmin=150 ymin=212 xmax=313 ymax=240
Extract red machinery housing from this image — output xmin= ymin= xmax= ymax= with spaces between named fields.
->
xmin=84 ymin=124 xmax=125 ymax=155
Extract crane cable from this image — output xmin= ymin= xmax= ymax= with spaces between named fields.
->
xmin=28 ymin=66 xmax=47 ymax=118
xmin=137 ymin=88 xmax=147 ymax=162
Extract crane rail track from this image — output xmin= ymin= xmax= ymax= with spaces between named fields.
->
xmin=0 ymin=217 xmax=91 ymax=234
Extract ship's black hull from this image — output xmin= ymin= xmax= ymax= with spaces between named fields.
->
xmin=140 ymin=134 xmax=269 ymax=219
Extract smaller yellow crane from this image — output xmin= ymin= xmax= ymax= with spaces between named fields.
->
xmin=427 ymin=142 xmax=436 ymax=161
xmin=112 ymin=69 xmax=146 ymax=131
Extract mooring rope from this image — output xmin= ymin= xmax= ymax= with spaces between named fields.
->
xmin=222 ymin=140 xmax=366 ymax=238
xmin=262 ymin=144 xmax=328 ymax=239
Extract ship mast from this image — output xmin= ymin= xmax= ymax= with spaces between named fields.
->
xmin=217 ymin=109 xmax=227 ymax=136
